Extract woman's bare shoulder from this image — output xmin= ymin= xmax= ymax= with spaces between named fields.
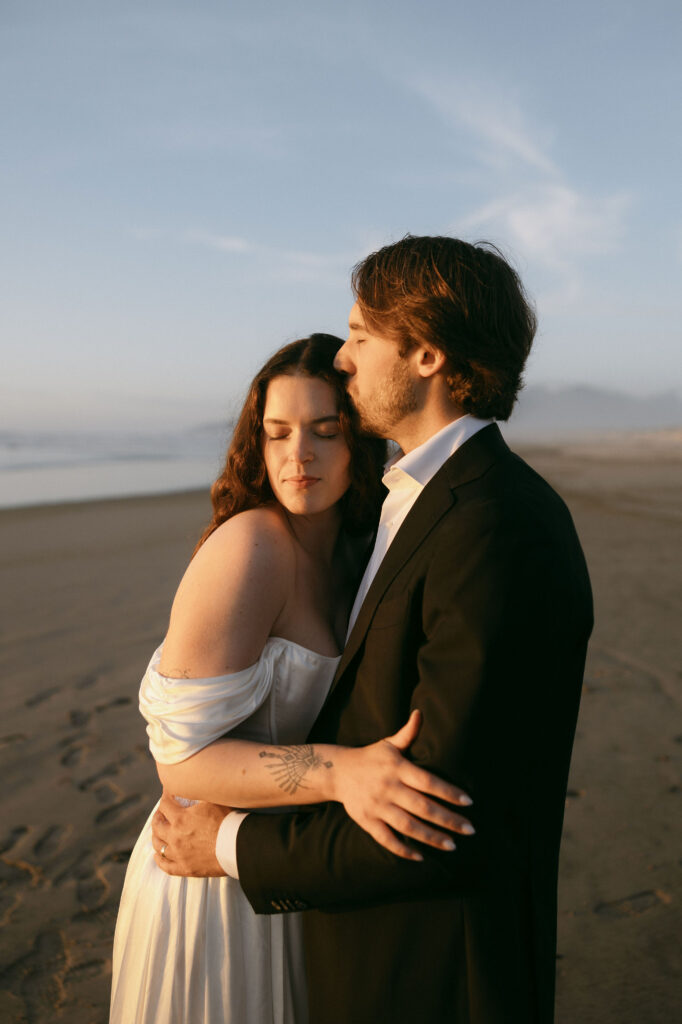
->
xmin=161 ymin=506 xmax=294 ymax=676
xmin=194 ymin=505 xmax=295 ymax=575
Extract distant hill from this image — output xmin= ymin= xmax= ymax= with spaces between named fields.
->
xmin=504 ymin=385 xmax=682 ymax=439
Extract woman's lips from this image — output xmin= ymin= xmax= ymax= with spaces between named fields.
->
xmin=285 ymin=476 xmax=320 ymax=489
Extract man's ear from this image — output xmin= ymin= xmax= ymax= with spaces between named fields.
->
xmin=414 ymin=345 xmax=447 ymax=379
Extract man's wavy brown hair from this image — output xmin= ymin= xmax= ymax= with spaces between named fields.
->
xmin=195 ymin=334 xmax=387 ymax=553
xmin=351 ymin=235 xmax=537 ymax=421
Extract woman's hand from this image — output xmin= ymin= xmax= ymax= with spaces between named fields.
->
xmin=331 ymin=710 xmax=474 ymax=861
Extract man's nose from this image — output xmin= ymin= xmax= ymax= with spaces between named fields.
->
xmin=333 ymin=341 xmax=353 ymax=374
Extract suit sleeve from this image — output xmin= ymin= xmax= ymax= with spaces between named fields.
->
xmin=237 ymin=501 xmax=587 ymax=914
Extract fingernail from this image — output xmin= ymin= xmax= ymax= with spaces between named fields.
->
xmin=412 ymin=852 xmax=424 ymax=862
xmin=441 ymin=839 xmax=456 ymax=851
xmin=459 ymin=795 xmax=473 ymax=806
xmin=461 ymin=823 xmax=476 ymax=835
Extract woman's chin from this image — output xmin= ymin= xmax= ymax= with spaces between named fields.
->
xmin=280 ymin=495 xmax=340 ymax=519
xmin=283 ymin=499 xmax=324 ymax=517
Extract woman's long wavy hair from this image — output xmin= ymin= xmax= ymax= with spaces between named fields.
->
xmin=194 ymin=334 xmax=387 ymax=554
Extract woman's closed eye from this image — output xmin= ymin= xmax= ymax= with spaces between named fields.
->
xmin=265 ymin=430 xmax=339 ymax=441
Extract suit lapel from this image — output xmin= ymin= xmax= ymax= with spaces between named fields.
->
xmin=331 ymin=423 xmax=509 ymax=689
xmin=333 ymin=474 xmax=454 ymax=684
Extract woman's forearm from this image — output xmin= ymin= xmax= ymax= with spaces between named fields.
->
xmin=156 ymin=738 xmax=345 ymax=808
xmin=156 ymin=715 xmax=475 ymax=861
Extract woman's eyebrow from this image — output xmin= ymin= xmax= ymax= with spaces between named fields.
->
xmin=263 ymin=415 xmax=340 ymax=426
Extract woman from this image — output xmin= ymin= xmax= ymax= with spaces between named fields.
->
xmin=110 ymin=335 xmax=470 ymax=1023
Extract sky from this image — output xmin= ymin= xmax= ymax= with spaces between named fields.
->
xmin=2 ymin=0 xmax=681 ymax=432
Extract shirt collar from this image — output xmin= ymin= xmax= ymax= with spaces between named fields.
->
xmin=382 ymin=415 xmax=493 ymax=492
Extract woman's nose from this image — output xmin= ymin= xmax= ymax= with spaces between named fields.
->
xmin=287 ymin=432 xmax=313 ymax=462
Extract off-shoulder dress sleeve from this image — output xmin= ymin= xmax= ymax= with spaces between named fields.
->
xmin=139 ymin=645 xmax=275 ymax=764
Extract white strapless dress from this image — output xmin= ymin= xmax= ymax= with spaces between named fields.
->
xmin=110 ymin=637 xmax=339 ymax=1024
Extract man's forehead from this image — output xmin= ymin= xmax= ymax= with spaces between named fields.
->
xmin=348 ymin=301 xmax=367 ymax=331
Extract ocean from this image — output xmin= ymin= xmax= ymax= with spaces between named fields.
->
xmin=4 ymin=422 xmax=679 ymax=512
xmin=0 ymin=426 xmax=232 ymax=509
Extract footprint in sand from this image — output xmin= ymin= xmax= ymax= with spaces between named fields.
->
xmin=57 ymin=734 xmax=84 ymax=747
xmin=78 ymin=762 xmax=120 ymax=791
xmin=74 ymin=673 xmax=99 ymax=690
xmin=33 ymin=824 xmax=71 ymax=859
xmin=0 ymin=733 xmax=28 ymax=749
xmin=77 ymin=870 xmax=109 ymax=911
xmin=594 ymin=889 xmax=671 ymax=917
xmin=105 ymin=848 xmax=133 ymax=864
xmin=0 ymin=858 xmax=41 ymax=928
xmin=0 ymin=861 xmax=40 ymax=928
xmin=0 ymin=859 xmax=40 ymax=886
xmin=60 ymin=742 xmax=88 ymax=767
xmin=95 ymin=794 xmax=142 ymax=825
xmin=69 ymin=709 xmax=91 ymax=728
xmin=95 ymin=696 xmax=133 ymax=713
xmin=0 ymin=887 xmax=23 ymax=929
xmin=0 ymin=928 xmax=67 ymax=1019
xmin=53 ymin=851 xmax=94 ymax=886
xmin=93 ymin=781 xmax=122 ymax=805
xmin=78 ymin=752 xmax=136 ymax=791
xmin=25 ymin=686 xmax=61 ymax=708
xmin=66 ymin=957 xmax=107 ymax=980
xmin=0 ymin=826 xmax=29 ymax=855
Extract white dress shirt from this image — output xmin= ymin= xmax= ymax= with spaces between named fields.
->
xmin=216 ymin=414 xmax=494 ymax=877
xmin=346 ymin=414 xmax=493 ymax=637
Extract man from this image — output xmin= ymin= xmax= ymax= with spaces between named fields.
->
xmin=154 ymin=235 xmax=593 ymax=1022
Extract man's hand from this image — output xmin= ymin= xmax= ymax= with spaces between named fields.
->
xmin=332 ymin=711 xmax=474 ymax=861
xmin=152 ymin=791 xmax=231 ymax=877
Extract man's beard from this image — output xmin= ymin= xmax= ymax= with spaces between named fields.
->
xmin=350 ymin=358 xmax=418 ymax=438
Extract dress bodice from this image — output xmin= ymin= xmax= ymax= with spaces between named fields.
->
xmin=140 ymin=636 xmax=340 ymax=764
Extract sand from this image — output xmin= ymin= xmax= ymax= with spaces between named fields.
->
xmin=0 ymin=439 xmax=680 ymax=1023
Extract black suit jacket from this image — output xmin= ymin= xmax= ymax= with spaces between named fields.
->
xmin=237 ymin=425 xmax=593 ymax=1023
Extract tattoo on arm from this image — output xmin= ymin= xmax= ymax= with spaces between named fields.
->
xmin=259 ymin=745 xmax=333 ymax=795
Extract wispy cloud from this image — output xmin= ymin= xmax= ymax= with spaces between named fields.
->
xmin=412 ymin=77 xmax=557 ymax=175
xmin=406 ymin=74 xmax=632 ymax=305
xmin=181 ymin=230 xmax=353 ymax=285
xmin=455 ymin=185 xmax=631 ymax=269
xmin=184 ymin=230 xmax=255 ymax=254
xmin=451 ymin=185 xmax=632 ymax=311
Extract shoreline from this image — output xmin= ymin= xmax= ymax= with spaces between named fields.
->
xmin=1 ymin=428 xmax=675 ymax=516
xmin=0 ymin=485 xmax=211 ymax=518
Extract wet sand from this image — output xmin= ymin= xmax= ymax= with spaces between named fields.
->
xmin=0 ymin=436 xmax=680 ymax=1022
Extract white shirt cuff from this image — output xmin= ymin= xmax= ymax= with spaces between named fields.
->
xmin=215 ymin=811 xmax=249 ymax=878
